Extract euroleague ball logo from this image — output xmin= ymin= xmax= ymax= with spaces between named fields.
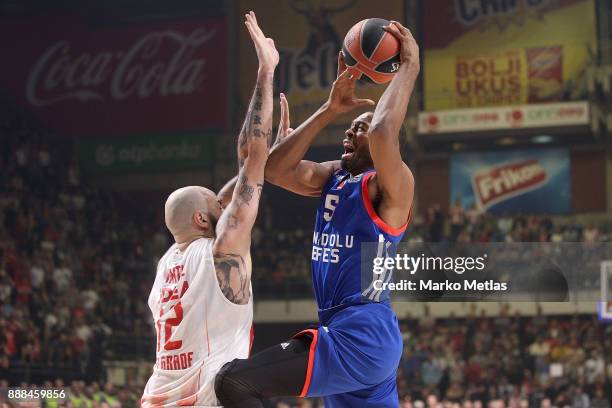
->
xmin=391 ymin=62 xmax=400 ymax=72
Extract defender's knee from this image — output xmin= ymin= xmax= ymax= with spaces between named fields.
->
xmin=214 ymin=359 xmax=262 ymax=407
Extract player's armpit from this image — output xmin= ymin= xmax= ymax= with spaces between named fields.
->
xmin=213 ymin=252 xmax=251 ymax=305
xmin=217 ymin=175 xmax=239 ymax=209
xmin=214 ymin=167 xmax=262 ymax=252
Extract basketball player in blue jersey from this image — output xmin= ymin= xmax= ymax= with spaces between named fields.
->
xmin=215 ymin=21 xmax=419 ymax=408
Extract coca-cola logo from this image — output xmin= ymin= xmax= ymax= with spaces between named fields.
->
xmin=26 ymin=27 xmax=216 ymax=106
xmin=472 ymin=159 xmax=547 ymax=209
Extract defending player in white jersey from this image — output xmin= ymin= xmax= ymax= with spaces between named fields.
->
xmin=141 ymin=11 xmax=279 ymax=407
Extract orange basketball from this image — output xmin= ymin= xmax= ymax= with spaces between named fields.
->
xmin=342 ymin=18 xmax=401 ymax=84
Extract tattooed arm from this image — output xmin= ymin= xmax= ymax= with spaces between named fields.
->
xmin=216 ymin=176 xmax=238 ymax=210
xmin=212 ymin=11 xmax=278 ymax=304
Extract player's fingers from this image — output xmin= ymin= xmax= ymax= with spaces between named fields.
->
xmin=382 ymin=24 xmax=399 ymax=37
xmin=245 ymin=12 xmax=254 ymax=27
xmin=355 ymin=98 xmax=376 ymax=108
xmin=245 ymin=20 xmax=257 ymax=42
xmin=383 ymin=24 xmax=403 ymax=40
xmin=245 ymin=12 xmax=260 ymax=39
xmin=337 ymin=52 xmax=347 ymax=77
xmin=286 ymin=127 xmax=294 ymax=134
xmin=390 ymin=20 xmax=411 ymax=36
xmin=335 ymin=68 xmax=352 ymax=83
xmin=267 ymin=37 xmax=276 ymax=49
xmin=279 ymin=93 xmax=290 ymax=129
xmin=250 ymin=11 xmax=265 ymax=39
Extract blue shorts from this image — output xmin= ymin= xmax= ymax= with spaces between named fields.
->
xmin=294 ymin=302 xmax=403 ymax=408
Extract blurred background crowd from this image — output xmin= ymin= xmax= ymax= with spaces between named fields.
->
xmin=1 ymin=101 xmax=611 ymax=406
xmin=2 ymin=0 xmax=612 ymax=406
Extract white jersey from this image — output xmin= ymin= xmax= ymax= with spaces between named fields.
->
xmin=142 ymin=238 xmax=253 ymax=407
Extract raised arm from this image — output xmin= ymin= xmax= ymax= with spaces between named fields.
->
xmin=216 ymin=175 xmax=238 ymax=210
xmin=212 ymin=11 xmax=277 ymax=304
xmin=368 ymin=21 xmax=419 ymax=224
xmin=265 ymin=53 xmax=374 ymax=197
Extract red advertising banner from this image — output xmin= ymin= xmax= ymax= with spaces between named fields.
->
xmin=0 ymin=15 xmax=227 ymax=136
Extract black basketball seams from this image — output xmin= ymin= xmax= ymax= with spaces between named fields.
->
xmin=361 ymin=18 xmax=390 ymax=58
xmin=342 ymin=45 xmax=358 ymax=67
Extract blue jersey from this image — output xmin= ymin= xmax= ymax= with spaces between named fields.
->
xmin=311 ymin=168 xmax=410 ymax=312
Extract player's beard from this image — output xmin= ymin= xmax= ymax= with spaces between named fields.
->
xmin=340 ymin=150 xmax=374 ymax=176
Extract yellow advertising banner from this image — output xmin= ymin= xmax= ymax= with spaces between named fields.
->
xmin=236 ymin=0 xmax=404 ymax=125
xmin=424 ymin=0 xmax=597 ymax=111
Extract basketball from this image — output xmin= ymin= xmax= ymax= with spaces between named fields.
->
xmin=342 ymin=18 xmax=401 ymax=84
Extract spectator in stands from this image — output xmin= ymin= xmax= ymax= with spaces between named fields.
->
xmin=449 ymin=198 xmax=466 ymax=240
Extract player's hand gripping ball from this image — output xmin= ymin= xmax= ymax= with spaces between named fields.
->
xmin=341 ymin=18 xmax=401 ymax=84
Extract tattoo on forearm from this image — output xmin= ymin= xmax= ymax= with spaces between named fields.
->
xmin=214 ymin=253 xmax=250 ymax=305
xmin=237 ymin=174 xmax=255 ymax=205
xmin=247 ymin=86 xmax=264 ymax=139
xmin=266 ymin=128 xmax=273 ymax=147
xmin=237 ymin=74 xmax=273 ymax=165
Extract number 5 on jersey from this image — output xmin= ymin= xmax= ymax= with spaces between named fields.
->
xmin=323 ymin=194 xmax=340 ymax=222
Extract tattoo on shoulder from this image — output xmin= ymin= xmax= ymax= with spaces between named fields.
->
xmin=213 ymin=253 xmax=250 ymax=305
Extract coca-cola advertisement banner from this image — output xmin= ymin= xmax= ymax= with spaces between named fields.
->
xmin=0 ymin=15 xmax=226 ymax=136
xmin=450 ymin=149 xmax=570 ymax=214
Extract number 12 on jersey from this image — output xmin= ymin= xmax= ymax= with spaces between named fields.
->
xmin=157 ymin=301 xmax=183 ymax=352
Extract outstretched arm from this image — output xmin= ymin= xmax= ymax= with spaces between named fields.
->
xmin=367 ymin=21 xmax=418 ymax=227
xmin=216 ymin=176 xmax=238 ymax=210
xmin=265 ymin=53 xmax=374 ymax=197
xmin=212 ymin=11 xmax=277 ymax=304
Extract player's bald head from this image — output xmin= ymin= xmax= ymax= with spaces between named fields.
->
xmin=164 ymin=186 xmax=221 ymax=240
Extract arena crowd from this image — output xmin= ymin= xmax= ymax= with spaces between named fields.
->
xmin=1 ymin=104 xmax=611 ymax=407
